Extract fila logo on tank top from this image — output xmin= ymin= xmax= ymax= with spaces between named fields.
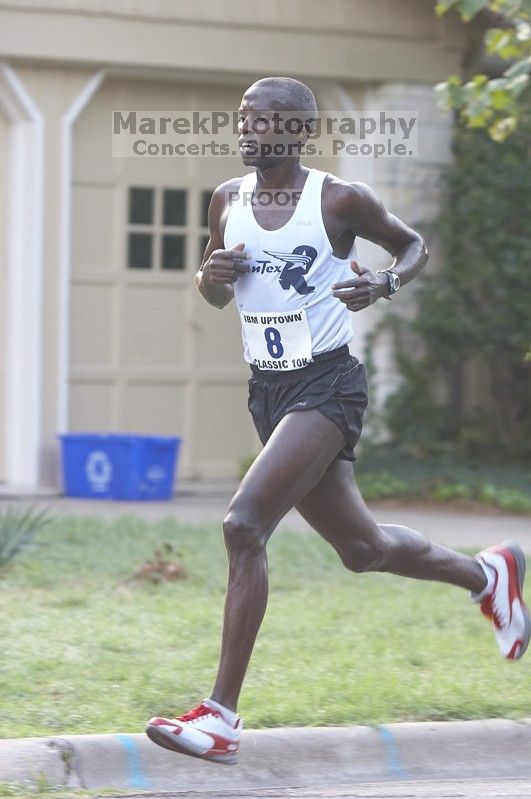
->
xmin=224 ymin=168 xmax=355 ymax=370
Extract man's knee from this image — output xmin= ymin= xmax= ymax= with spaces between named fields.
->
xmin=338 ymin=536 xmax=386 ymax=573
xmin=223 ymin=510 xmax=266 ymax=556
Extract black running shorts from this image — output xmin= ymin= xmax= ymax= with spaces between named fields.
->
xmin=247 ymin=345 xmax=368 ymax=461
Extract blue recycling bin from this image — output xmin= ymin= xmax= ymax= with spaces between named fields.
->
xmin=59 ymin=433 xmax=182 ymax=500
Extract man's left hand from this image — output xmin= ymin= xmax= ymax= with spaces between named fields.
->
xmin=331 ymin=260 xmax=388 ymax=312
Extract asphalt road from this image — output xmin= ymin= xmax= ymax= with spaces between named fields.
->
xmin=90 ymin=780 xmax=531 ymax=798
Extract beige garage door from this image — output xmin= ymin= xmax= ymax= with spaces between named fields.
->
xmin=69 ymin=77 xmax=259 ymax=480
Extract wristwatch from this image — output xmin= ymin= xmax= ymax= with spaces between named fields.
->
xmin=378 ymin=269 xmax=400 ymax=298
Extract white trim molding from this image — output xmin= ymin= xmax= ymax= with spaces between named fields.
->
xmin=0 ymin=64 xmax=104 ymax=489
xmin=57 ymin=70 xmax=105 ymax=433
xmin=0 ymin=62 xmax=44 ymax=488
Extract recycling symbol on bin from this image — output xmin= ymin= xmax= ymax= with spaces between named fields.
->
xmin=85 ymin=450 xmax=112 ymax=492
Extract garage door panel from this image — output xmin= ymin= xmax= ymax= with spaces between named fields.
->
xmin=69 ymin=382 xmax=115 ymax=430
xmin=70 ymin=283 xmax=117 ymax=367
xmin=194 ymin=299 xmax=245 ymax=370
xmin=122 ymin=284 xmax=187 ymax=367
xmin=195 ymin=382 xmax=255 ymax=468
xmin=121 ymin=381 xmax=186 ymax=435
xmin=72 ymin=184 xmax=115 ymax=270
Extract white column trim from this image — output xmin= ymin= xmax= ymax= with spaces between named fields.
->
xmin=58 ymin=70 xmax=105 ymax=433
xmin=0 ymin=62 xmax=44 ymax=488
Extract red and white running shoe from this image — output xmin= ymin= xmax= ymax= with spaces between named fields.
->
xmin=473 ymin=541 xmax=530 ymax=660
xmin=145 ymin=700 xmax=242 ymax=764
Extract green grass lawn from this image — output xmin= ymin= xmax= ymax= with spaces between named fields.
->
xmin=1 ymin=515 xmax=530 ymax=739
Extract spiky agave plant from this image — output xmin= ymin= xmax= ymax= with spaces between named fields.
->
xmin=0 ymin=506 xmax=53 ymax=572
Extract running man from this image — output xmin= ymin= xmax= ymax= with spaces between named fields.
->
xmin=146 ymin=77 xmax=530 ymax=764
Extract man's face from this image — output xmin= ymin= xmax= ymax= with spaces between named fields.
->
xmin=237 ymin=84 xmax=305 ymax=169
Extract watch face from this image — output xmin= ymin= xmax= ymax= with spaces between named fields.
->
xmin=389 ymin=272 xmax=400 ymax=293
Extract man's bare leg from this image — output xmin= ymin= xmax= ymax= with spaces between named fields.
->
xmin=147 ymin=420 xmax=528 ymax=758
xmin=296 ymin=457 xmax=530 ymax=660
xmin=296 ymin=458 xmax=487 ymax=591
xmin=210 ymin=409 xmax=346 ymax=711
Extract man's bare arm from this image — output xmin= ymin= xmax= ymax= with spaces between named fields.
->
xmin=346 ymin=181 xmax=428 ymax=287
xmin=195 ymin=184 xmax=250 ymax=309
xmin=329 ymin=181 xmax=428 ymax=312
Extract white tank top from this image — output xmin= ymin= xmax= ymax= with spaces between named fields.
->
xmin=224 ymin=168 xmax=355 ymax=371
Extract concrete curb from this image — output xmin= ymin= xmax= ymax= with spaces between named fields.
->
xmin=1 ymin=719 xmax=531 ymax=792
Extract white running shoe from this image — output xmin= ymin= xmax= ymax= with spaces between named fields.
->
xmin=473 ymin=541 xmax=530 ymax=660
xmin=146 ymin=699 xmax=242 ymax=764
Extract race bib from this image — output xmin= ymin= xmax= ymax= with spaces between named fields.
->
xmin=241 ymin=310 xmax=313 ymax=371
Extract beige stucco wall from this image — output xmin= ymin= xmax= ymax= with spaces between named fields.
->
xmin=0 ymin=0 xmax=465 ymax=83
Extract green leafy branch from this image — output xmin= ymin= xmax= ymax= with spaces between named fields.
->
xmin=436 ymin=0 xmax=531 ymax=139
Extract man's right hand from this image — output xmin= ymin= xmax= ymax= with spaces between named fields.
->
xmin=201 ymin=242 xmax=250 ymax=284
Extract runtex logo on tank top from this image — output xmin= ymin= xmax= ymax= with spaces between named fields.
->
xmin=224 ymin=169 xmax=354 ymax=371
xmin=253 ymin=245 xmax=318 ymax=295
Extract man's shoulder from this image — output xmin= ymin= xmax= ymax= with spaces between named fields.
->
xmin=323 ymin=174 xmax=375 ymax=201
xmin=322 ymin=174 xmax=378 ymax=217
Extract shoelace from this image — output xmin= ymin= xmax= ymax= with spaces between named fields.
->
xmin=176 ymin=703 xmax=220 ymax=723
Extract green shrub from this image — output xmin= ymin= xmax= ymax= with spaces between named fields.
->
xmin=494 ymin=489 xmax=531 ymax=513
xmin=429 ymin=482 xmax=474 ymax=502
xmin=477 ymin=484 xmax=531 ymax=513
xmin=477 ymin=483 xmax=499 ymax=505
xmin=356 ymin=470 xmax=411 ymax=500
xmin=426 ymin=480 xmax=531 ymax=512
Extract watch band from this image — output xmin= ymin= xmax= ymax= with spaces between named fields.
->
xmin=378 ymin=269 xmax=400 ymax=298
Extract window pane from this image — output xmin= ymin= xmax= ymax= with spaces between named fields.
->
xmin=201 ymin=189 xmax=213 ymax=227
xmin=163 ymin=189 xmax=187 ymax=226
xmin=129 ymin=188 xmax=154 ymax=224
xmin=128 ymin=233 xmax=153 ymax=269
xmin=162 ymin=235 xmax=185 ymax=270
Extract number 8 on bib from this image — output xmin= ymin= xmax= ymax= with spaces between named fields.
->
xmin=241 ymin=310 xmax=313 ymax=371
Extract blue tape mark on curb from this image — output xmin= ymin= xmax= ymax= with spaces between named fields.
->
xmin=115 ymin=734 xmax=151 ymax=789
xmin=377 ymin=726 xmax=408 ymax=780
